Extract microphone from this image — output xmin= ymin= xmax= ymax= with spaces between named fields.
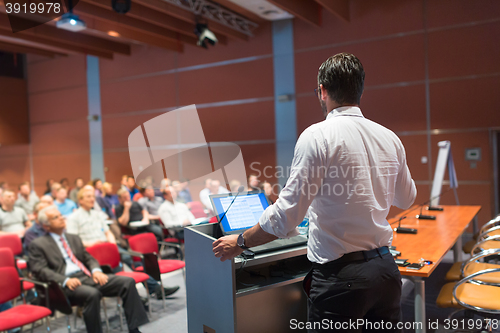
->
xmin=393 ymin=216 xmax=417 ymax=234
xmin=415 ymin=189 xmax=451 ymax=220
xmin=217 ymin=185 xmax=245 ymax=225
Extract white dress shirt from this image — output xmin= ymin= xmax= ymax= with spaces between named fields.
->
xmin=66 ymin=207 xmax=109 ymax=244
xmin=158 ymin=200 xmax=195 ymax=228
xmin=259 ymin=106 xmax=417 ymax=264
xmin=199 ymin=186 xmax=229 ymax=210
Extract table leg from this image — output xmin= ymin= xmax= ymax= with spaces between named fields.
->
xmin=454 ymin=236 xmax=463 ymax=262
xmin=472 ymin=216 xmax=479 ymax=236
xmin=414 ymin=278 xmax=426 ymax=333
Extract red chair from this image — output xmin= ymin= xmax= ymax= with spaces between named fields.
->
xmin=0 ymin=248 xmax=35 ymax=294
xmin=187 ymin=201 xmax=207 ymax=218
xmin=0 ymin=234 xmax=27 ymax=270
xmin=127 ymin=233 xmax=185 ymax=309
xmin=87 ymin=242 xmax=152 ymax=320
xmin=0 ymin=267 xmax=52 ymax=332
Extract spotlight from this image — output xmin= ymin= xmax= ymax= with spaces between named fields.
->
xmin=194 ymin=23 xmax=218 ymax=49
xmin=56 ymin=13 xmax=86 ymax=32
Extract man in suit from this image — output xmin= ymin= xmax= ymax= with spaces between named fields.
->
xmin=28 ymin=205 xmax=149 ymax=333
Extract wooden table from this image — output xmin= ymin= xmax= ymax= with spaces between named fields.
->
xmin=389 ymin=205 xmax=481 ymax=333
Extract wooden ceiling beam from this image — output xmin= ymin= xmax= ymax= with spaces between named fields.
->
xmin=0 ymin=16 xmax=114 ymax=59
xmin=314 ymin=0 xmax=349 ymax=22
xmin=0 ymin=40 xmax=66 ymax=57
xmin=268 ymin=0 xmax=322 ymax=27
xmin=74 ymin=1 xmax=199 ymax=46
xmin=130 ymin=0 xmax=249 ymax=41
xmin=80 ymin=15 xmax=184 ymax=52
xmin=0 ymin=13 xmax=130 ymax=55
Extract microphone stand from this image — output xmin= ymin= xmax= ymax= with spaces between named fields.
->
xmin=393 ymin=216 xmax=417 ymax=234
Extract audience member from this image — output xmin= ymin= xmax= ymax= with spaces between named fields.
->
xmin=247 ymin=174 xmax=260 ymax=191
xmin=133 ymin=187 xmax=144 ymax=202
xmin=172 ymin=180 xmax=192 ymax=203
xmin=15 ymin=182 xmax=39 ymax=221
xmin=67 ymin=189 xmax=179 ymax=299
xmin=199 ymin=180 xmax=229 ymax=210
xmin=23 ymin=201 xmax=51 ymax=250
xmin=158 ymin=186 xmax=195 ymax=237
xmin=28 ymin=206 xmax=149 ymax=333
xmin=93 ymin=179 xmax=103 ymax=198
xmin=96 ymin=182 xmax=118 ymax=220
xmin=60 ymin=178 xmax=70 ymax=190
xmin=115 ymin=188 xmax=163 ymax=241
xmin=198 ymin=178 xmax=211 ymax=209
xmin=0 ymin=190 xmax=30 ymax=237
xmin=126 ymin=176 xmax=139 ymax=198
xmin=54 ymin=187 xmax=77 ymax=217
xmin=229 ymin=179 xmax=241 ymax=193
xmin=0 ymin=188 xmax=3 ymax=205
xmin=50 ymin=182 xmax=61 ymax=199
xmin=120 ymin=175 xmax=129 ymax=191
xmin=260 ymin=181 xmax=279 ymax=203
xmin=138 ymin=186 xmax=163 ymax=221
xmin=69 ymin=178 xmax=84 ymax=203
xmin=40 ymin=194 xmax=54 ymax=205
xmin=44 ymin=179 xmax=54 ymax=196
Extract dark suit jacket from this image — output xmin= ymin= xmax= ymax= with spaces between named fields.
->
xmin=28 ymin=233 xmax=100 ymax=284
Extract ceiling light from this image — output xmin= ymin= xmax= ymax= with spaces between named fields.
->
xmin=57 ymin=13 xmax=86 ymax=32
xmin=194 ymin=23 xmax=218 ymax=49
xmin=107 ymin=30 xmax=121 ymax=37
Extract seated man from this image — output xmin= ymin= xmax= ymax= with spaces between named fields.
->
xmin=0 ymin=190 xmax=30 ymax=237
xmin=15 ymin=182 xmax=39 ymax=222
xmin=96 ymin=182 xmax=119 ymax=220
xmin=54 ymin=187 xmax=77 ymax=217
xmin=172 ymin=180 xmax=192 ymax=204
xmin=23 ymin=201 xmax=51 ymax=250
xmin=28 ymin=206 xmax=149 ymax=333
xmin=138 ymin=186 xmax=163 ymax=221
xmin=199 ymin=180 xmax=229 ymax=211
xmin=158 ymin=186 xmax=195 ymax=239
xmin=115 ymin=188 xmax=163 ymax=242
xmin=67 ymin=188 xmax=178 ymax=299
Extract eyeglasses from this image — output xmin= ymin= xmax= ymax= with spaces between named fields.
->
xmin=49 ymin=214 xmax=64 ymax=220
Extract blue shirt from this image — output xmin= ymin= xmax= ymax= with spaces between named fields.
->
xmin=55 ymin=199 xmax=77 ymax=217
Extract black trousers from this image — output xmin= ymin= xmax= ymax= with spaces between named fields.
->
xmin=306 ymin=252 xmax=402 ymax=333
xmin=64 ymin=273 xmax=149 ymax=333
xmin=131 ymin=224 xmax=164 ymax=242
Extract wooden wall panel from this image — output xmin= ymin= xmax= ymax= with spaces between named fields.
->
xmin=294 ymin=0 xmax=424 ymax=50
xmin=430 ymin=76 xmax=500 ymax=129
xmin=29 ymin=87 xmax=88 ymax=124
xmin=428 ymin=21 xmax=500 ymax=79
xmin=0 ymin=77 xmax=29 ymax=145
xmin=100 ymin=74 xmax=177 ymax=115
xmin=177 ymin=58 xmax=273 ymax=105
xmin=27 ymin=55 xmax=86 ymax=94
xmin=30 ymin=121 xmax=89 ymax=155
xmin=426 ymin=0 xmax=500 ymax=29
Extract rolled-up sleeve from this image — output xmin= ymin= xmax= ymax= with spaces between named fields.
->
xmin=259 ymin=129 xmax=326 ymax=238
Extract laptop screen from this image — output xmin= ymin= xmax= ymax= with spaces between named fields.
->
xmin=210 ymin=191 xmax=270 ymax=235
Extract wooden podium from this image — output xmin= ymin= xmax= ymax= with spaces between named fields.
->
xmin=185 ymin=223 xmax=310 ymax=333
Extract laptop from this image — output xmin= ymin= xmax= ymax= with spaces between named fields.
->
xmin=209 ymin=191 xmax=307 ymax=254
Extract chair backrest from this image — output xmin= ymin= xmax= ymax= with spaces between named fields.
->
xmin=187 ymin=201 xmax=207 ymax=218
xmin=0 ymin=234 xmax=23 ymax=256
xmin=0 ymin=267 xmax=20 ymax=303
xmin=0 ymin=248 xmax=15 ymax=267
xmin=86 ymin=243 xmax=121 ymax=269
xmin=128 ymin=233 xmax=159 ymax=254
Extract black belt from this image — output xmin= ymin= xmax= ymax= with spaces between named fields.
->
xmin=320 ymin=246 xmax=390 ymax=266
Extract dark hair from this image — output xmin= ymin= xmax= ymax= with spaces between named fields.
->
xmin=317 ymin=53 xmax=365 ymax=105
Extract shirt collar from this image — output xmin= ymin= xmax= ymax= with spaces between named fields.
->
xmin=326 ymin=106 xmax=364 ymax=120
xmin=50 ymin=232 xmax=65 ymax=242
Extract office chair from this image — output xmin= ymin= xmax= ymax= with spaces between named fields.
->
xmin=0 ymin=234 xmax=28 ymax=270
xmin=127 ymin=233 xmax=185 ymax=310
xmin=445 ymin=249 xmax=500 ymax=283
xmin=0 ymin=267 xmax=52 ymax=332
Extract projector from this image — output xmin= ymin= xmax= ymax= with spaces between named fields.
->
xmin=56 ymin=13 xmax=86 ymax=32
xmin=195 ymin=23 xmax=217 ymax=49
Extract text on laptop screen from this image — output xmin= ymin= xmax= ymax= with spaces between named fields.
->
xmin=211 ymin=192 xmax=270 ymax=233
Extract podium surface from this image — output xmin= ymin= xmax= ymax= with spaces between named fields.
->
xmin=185 ymin=223 xmax=310 ymax=333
